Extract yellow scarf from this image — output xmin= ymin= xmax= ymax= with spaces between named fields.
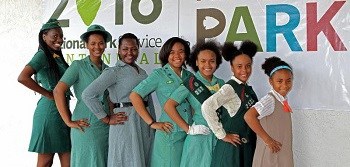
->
xmin=206 ymin=83 xmax=220 ymax=92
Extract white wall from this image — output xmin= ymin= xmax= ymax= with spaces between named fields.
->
xmin=0 ymin=0 xmax=48 ymax=166
xmin=1 ymin=0 xmax=349 ymax=166
xmin=292 ymin=109 xmax=350 ymax=166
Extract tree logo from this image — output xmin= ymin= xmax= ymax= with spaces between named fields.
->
xmin=76 ymin=0 xmax=101 ymax=26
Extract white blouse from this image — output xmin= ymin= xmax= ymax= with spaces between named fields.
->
xmin=201 ymin=76 xmax=242 ymax=139
xmin=253 ymin=89 xmax=287 ymax=119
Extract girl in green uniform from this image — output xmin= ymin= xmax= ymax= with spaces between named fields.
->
xmin=54 ymin=25 xmax=122 ymax=167
xmin=202 ymin=41 xmax=258 ymax=167
xmin=163 ymin=40 xmax=225 ymax=167
xmin=130 ymin=37 xmax=192 ymax=167
xmin=17 ymin=19 xmax=71 ymax=167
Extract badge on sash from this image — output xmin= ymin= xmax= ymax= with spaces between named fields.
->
xmin=183 ymin=74 xmax=223 ymax=122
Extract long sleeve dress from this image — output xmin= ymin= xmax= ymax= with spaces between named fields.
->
xmin=82 ymin=61 xmax=155 ymax=167
xmin=202 ymin=76 xmax=258 ymax=167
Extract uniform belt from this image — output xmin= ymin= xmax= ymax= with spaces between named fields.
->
xmin=114 ymin=101 xmax=148 ymax=108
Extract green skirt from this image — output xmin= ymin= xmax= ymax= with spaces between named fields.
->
xmin=180 ymin=133 xmax=217 ymax=167
xmin=28 ymin=97 xmax=71 ymax=153
xmin=211 ymin=139 xmax=255 ymax=167
xmin=151 ymin=131 xmax=186 ymax=167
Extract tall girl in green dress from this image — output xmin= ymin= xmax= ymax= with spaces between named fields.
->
xmin=54 ymin=25 xmax=123 ymax=167
xmin=202 ymin=41 xmax=258 ymax=167
xmin=163 ymin=40 xmax=225 ymax=167
xmin=17 ymin=19 xmax=71 ymax=167
xmin=130 ymin=37 xmax=192 ymax=167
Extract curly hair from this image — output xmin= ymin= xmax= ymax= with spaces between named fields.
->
xmin=187 ymin=40 xmax=222 ymax=72
xmin=261 ymin=56 xmax=292 ymax=77
xmin=222 ymin=40 xmax=258 ymax=65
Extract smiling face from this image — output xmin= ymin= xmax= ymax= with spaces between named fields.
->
xmin=269 ymin=69 xmax=293 ymax=97
xmin=86 ymin=34 xmax=106 ymax=58
xmin=118 ymin=38 xmax=139 ymax=65
xmin=231 ymin=54 xmax=252 ymax=83
xmin=168 ymin=42 xmax=186 ymax=70
xmin=42 ymin=27 xmax=63 ymax=51
xmin=196 ymin=49 xmax=217 ymax=81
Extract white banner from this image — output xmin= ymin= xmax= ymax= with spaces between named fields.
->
xmin=43 ymin=0 xmax=350 ymax=111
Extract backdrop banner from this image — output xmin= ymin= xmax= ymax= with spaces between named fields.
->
xmin=43 ymin=0 xmax=350 ymax=111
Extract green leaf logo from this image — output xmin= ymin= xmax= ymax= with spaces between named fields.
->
xmin=76 ymin=0 xmax=101 ymax=26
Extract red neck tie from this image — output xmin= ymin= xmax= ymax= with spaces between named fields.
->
xmin=240 ymin=86 xmax=245 ymax=101
xmin=283 ymin=100 xmax=292 ymax=112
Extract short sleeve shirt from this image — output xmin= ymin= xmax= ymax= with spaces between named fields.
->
xmin=28 ymin=49 xmax=68 ymax=90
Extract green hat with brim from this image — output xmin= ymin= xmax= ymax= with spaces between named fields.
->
xmin=41 ymin=18 xmax=61 ymax=31
xmin=80 ymin=24 xmax=112 ymax=43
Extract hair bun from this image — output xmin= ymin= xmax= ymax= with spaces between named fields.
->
xmin=222 ymin=42 xmax=238 ymax=61
xmin=262 ymin=56 xmax=292 ymax=76
xmin=240 ymin=40 xmax=258 ymax=58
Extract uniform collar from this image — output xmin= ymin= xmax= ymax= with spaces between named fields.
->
xmin=115 ymin=60 xmax=127 ymax=67
xmin=270 ymin=89 xmax=287 ymax=104
xmin=164 ymin=63 xmax=183 ymax=78
xmin=116 ymin=60 xmax=140 ymax=69
xmin=231 ymin=75 xmax=248 ymax=85
xmin=86 ymin=56 xmax=107 ymax=70
xmin=195 ymin=71 xmax=218 ymax=86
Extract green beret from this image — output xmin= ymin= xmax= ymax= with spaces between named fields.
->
xmin=80 ymin=24 xmax=112 ymax=43
xmin=41 ymin=18 xmax=61 ymax=31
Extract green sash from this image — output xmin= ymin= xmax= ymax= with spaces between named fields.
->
xmin=183 ymin=74 xmax=212 ymax=103
xmin=183 ymin=74 xmax=223 ymax=121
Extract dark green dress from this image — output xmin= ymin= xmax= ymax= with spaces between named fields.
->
xmin=211 ymin=79 xmax=258 ymax=167
xmin=27 ymin=49 xmax=71 ymax=153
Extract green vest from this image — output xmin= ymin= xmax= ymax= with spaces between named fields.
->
xmin=211 ymin=79 xmax=258 ymax=167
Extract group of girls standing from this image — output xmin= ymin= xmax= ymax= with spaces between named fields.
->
xmin=130 ymin=38 xmax=294 ymax=167
xmin=18 ymin=18 xmax=294 ymax=167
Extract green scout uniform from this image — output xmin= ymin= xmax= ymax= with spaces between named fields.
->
xmin=27 ymin=49 xmax=71 ymax=153
xmin=170 ymin=71 xmax=225 ymax=167
xmin=211 ymin=79 xmax=258 ymax=167
xmin=59 ymin=56 xmax=109 ymax=167
xmin=133 ymin=63 xmax=192 ymax=167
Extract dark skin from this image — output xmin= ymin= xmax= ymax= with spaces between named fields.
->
xmin=244 ymin=69 xmax=293 ymax=153
xmin=18 ymin=27 xmax=70 ymax=167
xmin=163 ymin=49 xmax=218 ymax=134
xmin=129 ymin=42 xmax=190 ymax=133
xmin=53 ymin=33 xmax=127 ymax=132
xmin=221 ymin=54 xmax=253 ymax=146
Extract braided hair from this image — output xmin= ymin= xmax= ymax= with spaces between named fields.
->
xmin=38 ymin=29 xmax=69 ymax=83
